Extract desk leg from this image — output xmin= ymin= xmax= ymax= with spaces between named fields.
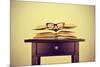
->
xmin=72 ymin=54 xmax=79 ymax=63
xmin=32 ymin=43 xmax=40 ymax=65
xmin=32 ymin=56 xmax=40 ymax=65
xmin=72 ymin=42 xmax=79 ymax=63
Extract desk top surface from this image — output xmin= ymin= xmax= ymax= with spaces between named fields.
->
xmin=24 ymin=38 xmax=85 ymax=43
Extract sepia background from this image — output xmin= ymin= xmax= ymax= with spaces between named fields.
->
xmin=10 ymin=0 xmax=95 ymax=66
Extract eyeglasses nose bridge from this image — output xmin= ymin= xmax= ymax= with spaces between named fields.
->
xmin=54 ymin=24 xmax=58 ymax=29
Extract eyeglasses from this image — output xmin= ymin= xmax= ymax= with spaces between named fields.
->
xmin=46 ymin=23 xmax=65 ymax=32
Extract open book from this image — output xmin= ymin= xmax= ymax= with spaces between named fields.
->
xmin=33 ymin=23 xmax=76 ymax=39
xmin=34 ymin=30 xmax=76 ymax=39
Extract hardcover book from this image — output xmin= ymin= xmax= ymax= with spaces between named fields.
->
xmin=10 ymin=0 xmax=95 ymax=66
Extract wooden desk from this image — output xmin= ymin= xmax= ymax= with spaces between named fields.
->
xmin=24 ymin=38 xmax=85 ymax=65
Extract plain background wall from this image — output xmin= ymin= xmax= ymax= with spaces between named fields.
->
xmin=10 ymin=1 xmax=95 ymax=65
